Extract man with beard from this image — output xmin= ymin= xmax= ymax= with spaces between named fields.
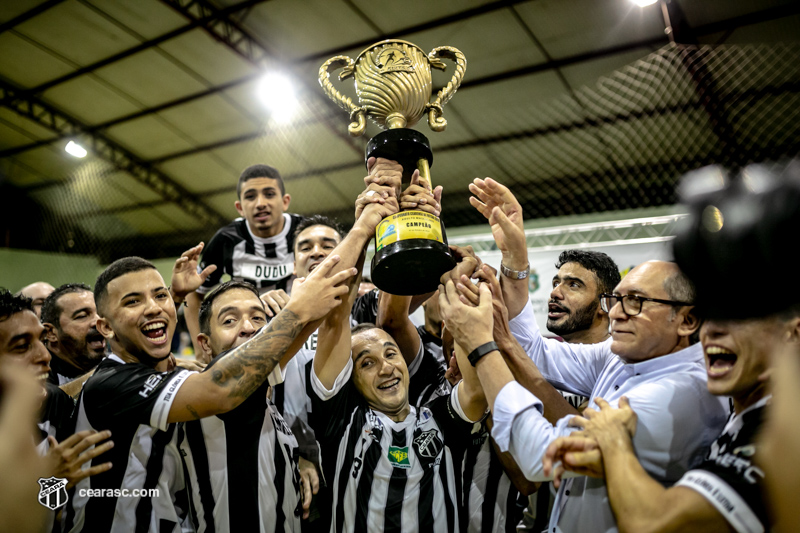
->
xmin=41 ymin=284 xmax=106 ymax=386
xmin=180 ymin=280 xmax=312 ymax=532
xmin=62 ymin=251 xmax=354 ymax=533
xmin=547 ymin=250 xmax=620 ymax=345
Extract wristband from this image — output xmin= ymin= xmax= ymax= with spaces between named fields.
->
xmin=500 ymin=263 xmax=530 ymax=280
xmin=468 ymin=341 xmax=499 ymax=367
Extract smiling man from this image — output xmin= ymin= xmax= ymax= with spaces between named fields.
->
xmin=179 ymin=280 xmax=310 ymax=532
xmin=543 ymin=310 xmax=799 ymax=533
xmin=63 ymin=252 xmax=354 ymax=533
xmin=41 ymin=283 xmax=106 ymax=386
xmin=184 ymin=164 xmax=304 ymax=356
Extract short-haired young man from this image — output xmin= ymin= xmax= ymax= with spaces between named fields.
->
xmin=41 ymin=283 xmax=106 ymax=386
xmin=62 ymin=251 xmax=354 ymax=533
xmin=184 ymin=164 xmax=304 ymax=355
xmin=180 ymin=280 xmax=314 ymax=532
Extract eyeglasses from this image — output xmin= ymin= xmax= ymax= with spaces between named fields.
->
xmin=599 ymin=293 xmax=692 ymax=317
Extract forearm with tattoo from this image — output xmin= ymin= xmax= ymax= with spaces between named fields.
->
xmin=209 ymin=308 xmax=304 ymax=400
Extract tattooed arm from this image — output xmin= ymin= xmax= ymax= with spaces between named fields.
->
xmin=167 ymin=255 xmax=357 ymax=422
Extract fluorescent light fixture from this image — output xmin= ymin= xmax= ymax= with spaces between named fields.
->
xmin=258 ymin=73 xmax=298 ymax=123
xmin=631 ymin=0 xmax=658 ymax=6
xmin=65 ymin=141 xmax=88 ymax=158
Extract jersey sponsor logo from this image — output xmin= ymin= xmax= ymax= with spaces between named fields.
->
xmin=708 ymin=435 xmax=764 ymax=484
xmin=303 ymin=331 xmax=318 ymax=351
xmin=242 ymin=262 xmax=293 ymax=281
xmin=270 ymin=409 xmax=294 ymax=437
xmin=139 ymin=373 xmax=165 ymax=397
xmin=413 ymin=429 xmax=443 ymax=460
xmin=38 ymin=476 xmax=68 ymax=510
xmin=388 ymin=446 xmax=411 ymax=469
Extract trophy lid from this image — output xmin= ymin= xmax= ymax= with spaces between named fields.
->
xmin=354 ymin=39 xmax=428 ymax=64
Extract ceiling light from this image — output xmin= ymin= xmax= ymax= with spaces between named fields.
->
xmin=257 ymin=73 xmax=298 ymax=123
xmin=65 ymin=141 xmax=88 ymax=158
xmin=631 ymin=0 xmax=658 ymax=5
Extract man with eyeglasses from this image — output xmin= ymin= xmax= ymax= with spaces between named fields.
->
xmin=466 ymin=178 xmax=729 ymax=533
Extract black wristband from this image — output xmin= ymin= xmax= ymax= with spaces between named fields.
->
xmin=468 ymin=341 xmax=499 ymax=367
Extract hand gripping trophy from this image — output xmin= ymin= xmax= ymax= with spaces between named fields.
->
xmin=319 ymin=40 xmax=466 ymax=294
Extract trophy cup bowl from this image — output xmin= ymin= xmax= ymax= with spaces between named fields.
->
xmin=319 ymin=40 xmax=466 ymax=295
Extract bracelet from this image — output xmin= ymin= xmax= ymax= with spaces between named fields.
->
xmin=468 ymin=341 xmax=499 ymax=367
xmin=500 ymin=262 xmax=530 ymax=280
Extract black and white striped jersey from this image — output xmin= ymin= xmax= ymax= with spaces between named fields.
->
xmin=309 ymin=358 xmax=477 ymax=533
xmin=37 ymin=382 xmax=75 ymax=453
xmin=179 ymin=350 xmax=302 ymax=533
xmin=63 ymin=355 xmax=194 ymax=533
xmin=462 ymin=423 xmax=526 ymax=533
xmin=197 ymin=214 xmax=304 ymax=295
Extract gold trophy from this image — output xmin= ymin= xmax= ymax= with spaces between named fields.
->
xmin=319 ymin=40 xmax=466 ymax=295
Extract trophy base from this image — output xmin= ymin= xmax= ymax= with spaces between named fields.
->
xmin=371 ymin=239 xmax=456 ymax=295
xmin=370 ymin=209 xmax=454 ymax=295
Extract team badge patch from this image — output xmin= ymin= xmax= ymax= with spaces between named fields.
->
xmin=387 ymin=446 xmax=411 ymax=469
xmin=413 ymin=429 xmax=443 ymax=459
xmin=38 ymin=476 xmax=68 ymax=510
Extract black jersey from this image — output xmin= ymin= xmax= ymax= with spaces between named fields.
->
xmin=197 ymin=214 xmax=304 ymax=295
xmin=63 ymin=355 xmax=194 ymax=533
xmin=180 ymin=350 xmax=302 ymax=533
xmin=308 ymin=357 xmax=476 ymax=533
xmin=462 ymin=423 xmax=525 ymax=533
xmin=38 ymin=382 xmax=76 ymax=450
xmin=676 ymin=396 xmax=769 ymax=533
xmin=46 ymin=353 xmax=86 ymax=386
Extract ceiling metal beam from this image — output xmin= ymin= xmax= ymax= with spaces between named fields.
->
xmin=25 ymin=0 xmax=271 ymax=95
xmin=0 ymin=78 xmax=229 ymax=228
xmin=1 ymin=3 xmax=797 ymax=161
xmin=0 ymin=0 xmax=68 ymax=35
xmin=158 ymin=0 xmax=365 ymax=158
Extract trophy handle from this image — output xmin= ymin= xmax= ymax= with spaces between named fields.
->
xmin=425 ymin=46 xmax=467 ymax=132
xmin=319 ymin=56 xmax=367 ymax=136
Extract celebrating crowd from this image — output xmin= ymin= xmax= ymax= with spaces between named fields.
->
xmin=1 ymin=157 xmax=798 ymax=533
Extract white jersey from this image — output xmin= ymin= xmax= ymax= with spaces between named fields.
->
xmin=179 ymin=349 xmax=301 ymax=533
xmin=309 ymin=358 xmax=477 ymax=533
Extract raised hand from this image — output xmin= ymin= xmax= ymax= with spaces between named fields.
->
xmin=469 ymin=178 xmax=527 ymax=266
xmin=170 ymin=242 xmax=217 ymax=303
xmin=46 ymin=430 xmax=114 ymax=489
xmin=439 ymin=280 xmax=494 ymax=353
xmin=439 ymin=244 xmax=482 ymax=285
xmin=287 ymin=255 xmax=357 ymax=323
xmin=260 ymin=289 xmax=290 ymax=318
xmin=400 ymin=170 xmax=442 ymax=216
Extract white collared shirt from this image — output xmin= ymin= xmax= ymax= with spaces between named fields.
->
xmin=492 ymin=301 xmax=729 ymax=533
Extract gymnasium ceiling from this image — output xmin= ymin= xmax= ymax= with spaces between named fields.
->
xmin=0 ymin=0 xmax=798 ymax=260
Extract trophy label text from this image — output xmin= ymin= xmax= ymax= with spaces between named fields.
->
xmin=376 ymin=211 xmax=444 ymax=251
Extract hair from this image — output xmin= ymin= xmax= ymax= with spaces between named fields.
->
xmin=237 ymin=164 xmax=285 ymax=198
xmin=555 ymin=250 xmax=621 ymax=296
xmin=663 ymin=268 xmax=697 ymax=305
xmin=94 ymin=257 xmax=157 ymax=315
xmin=292 ymin=215 xmax=345 ymax=248
xmin=351 ymin=323 xmax=380 ymax=336
xmin=198 ymin=280 xmax=261 ymax=336
xmin=41 ymin=283 xmax=92 ymax=327
xmin=0 ymin=288 xmax=33 ymax=322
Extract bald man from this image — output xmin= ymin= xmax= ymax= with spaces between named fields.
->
xmin=18 ymin=282 xmax=55 ymax=319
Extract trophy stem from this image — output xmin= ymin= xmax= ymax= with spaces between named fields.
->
xmin=417 ymin=158 xmax=432 ymax=184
